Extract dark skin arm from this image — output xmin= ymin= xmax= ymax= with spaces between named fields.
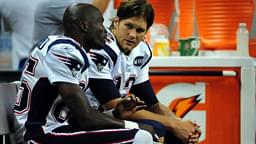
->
xmin=57 ymin=82 xmax=124 ymax=130
xmin=57 ymin=82 xmax=155 ymax=134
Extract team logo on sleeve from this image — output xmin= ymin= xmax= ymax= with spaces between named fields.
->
xmin=133 ymin=56 xmax=144 ymax=66
xmin=90 ymin=52 xmax=108 ymax=71
xmin=52 ymin=52 xmax=82 ymax=77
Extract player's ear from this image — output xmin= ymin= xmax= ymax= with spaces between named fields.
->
xmin=79 ymin=21 xmax=88 ymax=33
xmin=113 ymin=17 xmax=119 ymax=29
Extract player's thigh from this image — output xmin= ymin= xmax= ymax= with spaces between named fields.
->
xmin=29 ymin=125 xmax=140 ymax=144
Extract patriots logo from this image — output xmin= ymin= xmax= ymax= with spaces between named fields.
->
xmin=90 ymin=52 xmax=108 ymax=71
xmin=169 ymin=94 xmax=201 ymax=118
xmin=52 ymin=52 xmax=82 ymax=77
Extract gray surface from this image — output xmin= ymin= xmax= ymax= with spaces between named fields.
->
xmin=0 ymin=83 xmax=16 ymax=135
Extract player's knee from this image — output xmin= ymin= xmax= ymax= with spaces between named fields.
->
xmin=133 ymin=129 xmax=153 ymax=144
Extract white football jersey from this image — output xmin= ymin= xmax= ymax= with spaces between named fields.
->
xmin=86 ymin=29 xmax=152 ymax=109
xmin=14 ymin=35 xmax=89 ymax=140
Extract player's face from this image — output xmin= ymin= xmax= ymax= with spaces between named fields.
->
xmin=113 ymin=17 xmax=147 ymax=55
xmin=87 ymin=13 xmax=106 ymax=49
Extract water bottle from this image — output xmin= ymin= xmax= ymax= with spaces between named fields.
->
xmin=236 ymin=23 xmax=249 ymax=56
xmin=149 ymin=24 xmax=170 ymax=56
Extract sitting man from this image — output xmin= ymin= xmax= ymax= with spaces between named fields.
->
xmin=86 ymin=0 xmax=201 ymax=143
xmin=14 ymin=3 xmax=154 ymax=144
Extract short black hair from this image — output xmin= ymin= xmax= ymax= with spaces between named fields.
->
xmin=63 ymin=3 xmax=100 ymax=34
xmin=116 ymin=0 xmax=154 ymax=30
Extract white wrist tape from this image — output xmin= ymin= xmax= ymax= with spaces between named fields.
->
xmin=124 ymin=120 xmax=139 ymax=129
xmin=104 ymin=109 xmax=115 ymax=117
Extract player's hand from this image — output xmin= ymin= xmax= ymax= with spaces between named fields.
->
xmin=188 ymin=121 xmax=201 ymax=144
xmin=114 ymin=94 xmax=147 ymax=119
xmin=170 ymin=119 xmax=201 ymax=144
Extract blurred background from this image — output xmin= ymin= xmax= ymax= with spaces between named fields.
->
xmin=0 ymin=0 xmax=255 ymax=70
xmin=0 ymin=1 xmax=255 ymax=144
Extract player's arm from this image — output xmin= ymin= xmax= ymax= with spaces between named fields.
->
xmin=131 ymin=80 xmax=178 ymax=118
xmin=88 ymin=47 xmax=121 ymax=109
xmin=46 ymin=42 xmax=138 ymax=131
xmin=58 ymin=82 xmax=155 ymax=134
xmin=89 ymin=78 xmax=175 ymax=129
xmin=57 ymin=82 xmax=126 ymax=130
xmin=131 ymin=81 xmax=201 ymax=144
xmin=88 ymin=69 xmax=198 ymax=143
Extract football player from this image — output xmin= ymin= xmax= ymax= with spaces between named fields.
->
xmin=86 ymin=0 xmax=201 ymax=143
xmin=14 ymin=3 xmax=154 ymax=144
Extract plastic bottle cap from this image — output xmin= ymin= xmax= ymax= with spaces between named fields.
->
xmin=239 ymin=23 xmax=246 ymax=27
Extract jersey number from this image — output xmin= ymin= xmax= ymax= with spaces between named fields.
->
xmin=14 ymin=80 xmax=31 ymax=114
xmin=114 ymin=75 xmax=136 ymax=91
xmin=14 ymin=55 xmax=38 ymax=113
xmin=25 ymin=56 xmax=38 ymax=76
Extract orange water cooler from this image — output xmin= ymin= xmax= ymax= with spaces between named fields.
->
xmin=149 ymin=57 xmax=255 ymax=144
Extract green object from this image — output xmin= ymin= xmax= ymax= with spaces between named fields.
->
xmin=179 ymin=37 xmax=200 ymax=56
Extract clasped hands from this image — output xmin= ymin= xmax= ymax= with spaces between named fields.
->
xmin=114 ymin=94 xmax=147 ymax=119
xmin=176 ymin=119 xmax=201 ymax=144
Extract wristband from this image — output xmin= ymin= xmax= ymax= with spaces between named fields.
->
xmin=124 ymin=120 xmax=139 ymax=129
xmin=104 ymin=109 xmax=115 ymax=117
xmin=104 ymin=109 xmax=120 ymax=118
